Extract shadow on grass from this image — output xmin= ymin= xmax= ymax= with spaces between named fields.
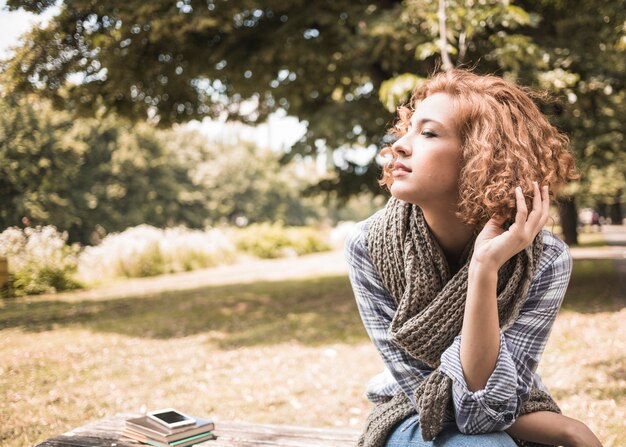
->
xmin=562 ymin=259 xmax=625 ymax=313
xmin=0 ymin=275 xmax=370 ymax=348
xmin=1 ymin=259 xmax=621 ymax=346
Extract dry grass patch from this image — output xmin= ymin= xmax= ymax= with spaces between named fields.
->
xmin=540 ymin=309 xmax=625 ymax=447
xmin=1 ymin=328 xmax=383 ymax=447
xmin=1 ymin=260 xmax=624 ymax=447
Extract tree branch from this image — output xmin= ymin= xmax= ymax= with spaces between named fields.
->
xmin=458 ymin=31 xmax=467 ymax=65
xmin=438 ymin=0 xmax=453 ymax=71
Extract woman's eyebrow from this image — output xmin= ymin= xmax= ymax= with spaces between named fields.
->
xmin=408 ymin=117 xmax=445 ymax=129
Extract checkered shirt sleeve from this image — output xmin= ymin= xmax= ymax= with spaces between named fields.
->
xmin=344 ymin=214 xmax=572 ymax=435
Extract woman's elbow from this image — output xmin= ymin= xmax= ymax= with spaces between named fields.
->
xmin=455 ymin=405 xmax=517 ymax=434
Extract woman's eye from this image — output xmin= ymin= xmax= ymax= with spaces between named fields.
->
xmin=421 ymin=130 xmax=437 ymax=138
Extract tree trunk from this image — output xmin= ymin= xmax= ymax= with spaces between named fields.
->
xmin=557 ymin=196 xmax=578 ymax=245
xmin=596 ymin=202 xmax=608 ymax=219
xmin=609 ymin=198 xmax=623 ymax=225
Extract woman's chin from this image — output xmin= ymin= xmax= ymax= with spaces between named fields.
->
xmin=390 ymin=185 xmax=419 ymax=204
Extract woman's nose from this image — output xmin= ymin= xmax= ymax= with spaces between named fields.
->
xmin=392 ymin=134 xmax=412 ymax=157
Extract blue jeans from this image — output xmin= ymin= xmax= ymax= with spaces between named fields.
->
xmin=385 ymin=415 xmax=518 ymax=447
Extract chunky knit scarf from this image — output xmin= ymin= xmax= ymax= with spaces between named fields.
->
xmin=359 ymin=198 xmax=560 ymax=447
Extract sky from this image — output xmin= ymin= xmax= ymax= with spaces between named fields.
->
xmin=0 ymin=1 xmax=58 ymax=59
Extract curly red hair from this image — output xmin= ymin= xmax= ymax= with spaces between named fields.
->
xmin=379 ymin=69 xmax=579 ymax=227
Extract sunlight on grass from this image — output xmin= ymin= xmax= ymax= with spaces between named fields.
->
xmin=0 ymin=328 xmax=383 ymax=447
xmin=540 ymin=310 xmax=625 ymax=447
xmin=1 ymin=261 xmax=624 ymax=447
xmin=575 ymin=230 xmax=609 ymax=247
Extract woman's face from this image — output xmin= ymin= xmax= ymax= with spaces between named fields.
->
xmin=389 ymin=92 xmax=462 ymax=210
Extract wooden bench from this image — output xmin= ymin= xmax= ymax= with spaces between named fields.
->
xmin=35 ymin=414 xmax=361 ymax=447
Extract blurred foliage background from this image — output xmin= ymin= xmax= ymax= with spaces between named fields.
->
xmin=0 ymin=2 xmax=624 ymax=446
xmin=0 ymin=0 xmax=624 ymax=294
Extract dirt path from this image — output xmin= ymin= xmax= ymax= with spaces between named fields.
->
xmin=23 ymin=226 xmax=626 ymax=303
xmin=25 ymin=249 xmax=349 ymax=302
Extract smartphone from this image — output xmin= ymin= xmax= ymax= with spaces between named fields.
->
xmin=146 ymin=408 xmax=196 ymax=429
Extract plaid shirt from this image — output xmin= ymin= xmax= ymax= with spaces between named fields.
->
xmin=345 ymin=211 xmax=572 ymax=435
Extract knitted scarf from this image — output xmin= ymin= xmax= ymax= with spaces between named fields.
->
xmin=359 ymin=198 xmax=560 ymax=447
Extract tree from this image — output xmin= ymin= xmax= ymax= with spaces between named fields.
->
xmin=0 ymin=94 xmax=77 ymax=231
xmin=517 ymin=0 xmax=626 ymax=240
xmin=0 ymin=93 xmax=324 ymax=243
xmin=3 ymin=1 xmax=554 ymax=195
xmin=3 ymin=0 xmax=624 ymax=242
xmin=161 ymin=127 xmax=321 ymax=226
xmin=0 ymin=95 xmax=206 ymax=244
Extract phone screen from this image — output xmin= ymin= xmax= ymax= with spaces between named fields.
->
xmin=153 ymin=411 xmax=189 ymax=424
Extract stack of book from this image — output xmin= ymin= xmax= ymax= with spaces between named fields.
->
xmin=122 ymin=414 xmax=215 ymax=447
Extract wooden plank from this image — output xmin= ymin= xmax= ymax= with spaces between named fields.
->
xmin=35 ymin=416 xmax=134 ymax=447
xmin=36 ymin=434 xmax=133 ymax=447
xmin=36 ymin=414 xmax=361 ymax=447
xmin=214 ymin=421 xmax=360 ymax=441
xmin=200 ymin=433 xmax=349 ymax=447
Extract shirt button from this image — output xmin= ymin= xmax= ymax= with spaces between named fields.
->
xmin=504 ymin=413 xmax=513 ymax=423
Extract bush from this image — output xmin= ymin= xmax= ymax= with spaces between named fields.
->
xmin=77 ymin=225 xmax=237 ymax=284
xmin=0 ymin=226 xmax=82 ymax=297
xmin=0 ymin=222 xmax=332 ymax=296
xmin=232 ymin=223 xmax=331 ymax=259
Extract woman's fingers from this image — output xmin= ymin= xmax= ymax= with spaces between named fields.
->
xmin=514 ymin=186 xmax=528 ymax=226
xmin=541 ymin=185 xmax=550 ymax=226
xmin=513 ymin=182 xmax=550 ymax=239
xmin=532 ymin=183 xmax=550 ymax=231
xmin=526 ymin=181 xmax=543 ymax=230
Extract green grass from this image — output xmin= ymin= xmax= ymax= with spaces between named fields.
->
xmin=0 ymin=275 xmax=368 ymax=348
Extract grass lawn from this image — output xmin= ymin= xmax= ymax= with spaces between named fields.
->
xmin=1 ymin=260 xmax=624 ymax=446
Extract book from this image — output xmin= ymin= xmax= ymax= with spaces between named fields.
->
xmin=125 ymin=415 xmax=215 ymax=443
xmin=121 ymin=427 xmax=216 ymax=447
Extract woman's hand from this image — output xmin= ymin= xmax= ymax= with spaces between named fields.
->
xmin=506 ymin=412 xmax=603 ymax=447
xmin=563 ymin=418 xmax=604 ymax=447
xmin=471 ymin=181 xmax=549 ymax=271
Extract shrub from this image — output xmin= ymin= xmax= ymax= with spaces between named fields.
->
xmin=231 ymin=223 xmax=331 ymax=259
xmin=0 ymin=222 xmax=332 ymax=296
xmin=0 ymin=226 xmax=82 ymax=297
xmin=77 ymin=225 xmax=237 ymax=284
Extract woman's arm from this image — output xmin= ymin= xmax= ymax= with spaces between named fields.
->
xmin=461 ymin=263 xmax=499 ymax=391
xmin=452 ymin=182 xmax=603 ymax=446
xmin=461 ymin=182 xmax=549 ymax=390
xmin=438 ymin=243 xmax=571 ymax=434
xmin=440 ymin=182 xmax=559 ymax=432
xmin=507 ymin=412 xmax=603 ymax=447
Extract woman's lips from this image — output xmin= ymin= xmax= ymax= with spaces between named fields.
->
xmin=392 ymin=161 xmax=411 ymax=177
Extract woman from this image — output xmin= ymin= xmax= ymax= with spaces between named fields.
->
xmin=345 ymin=70 xmax=603 ymax=447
